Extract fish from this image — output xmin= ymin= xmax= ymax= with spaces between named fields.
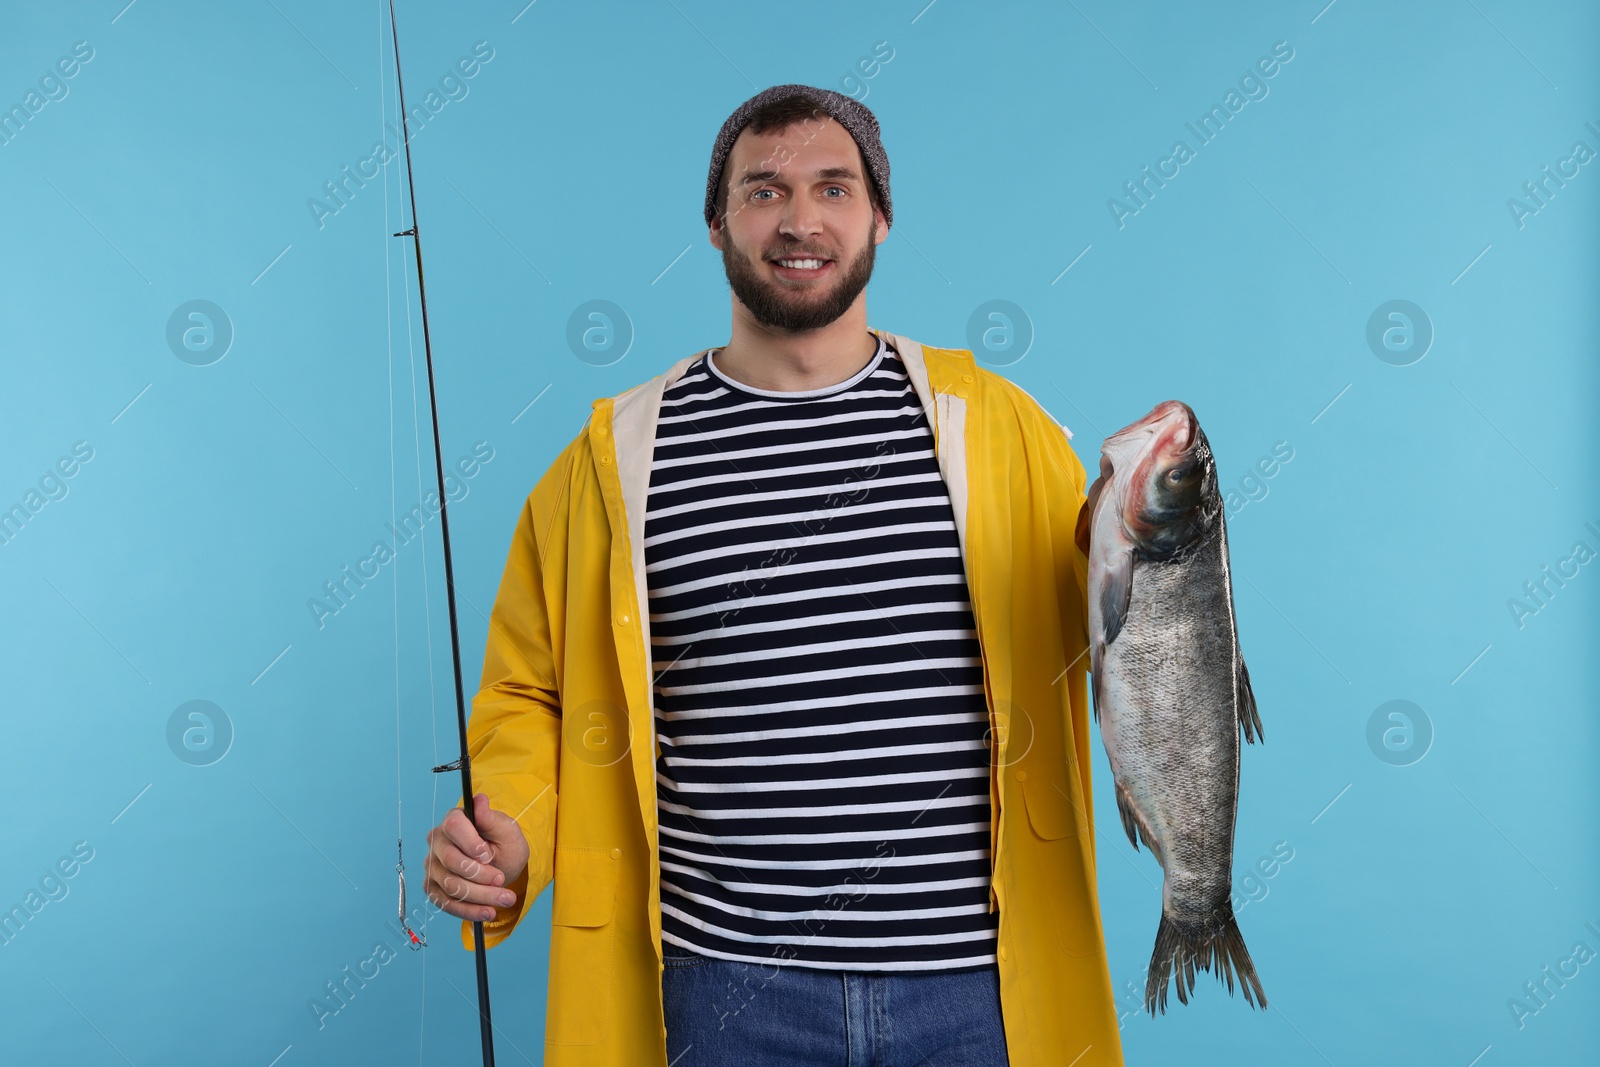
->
xmin=1073 ymin=399 xmax=1267 ymax=1014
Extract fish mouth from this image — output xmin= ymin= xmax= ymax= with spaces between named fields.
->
xmin=1103 ymin=400 xmax=1199 ymax=469
xmin=1151 ymin=401 xmax=1198 ymax=460
xmin=1106 ymin=400 xmax=1195 ymax=445
xmin=1102 ymin=400 xmax=1208 ymax=548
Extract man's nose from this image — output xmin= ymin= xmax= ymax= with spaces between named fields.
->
xmin=778 ymin=195 xmax=824 ymax=241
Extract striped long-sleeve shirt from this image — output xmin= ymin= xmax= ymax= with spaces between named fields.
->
xmin=644 ymin=330 xmax=999 ymax=971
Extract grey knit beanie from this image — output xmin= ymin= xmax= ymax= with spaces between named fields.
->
xmin=704 ymin=84 xmax=892 ymax=228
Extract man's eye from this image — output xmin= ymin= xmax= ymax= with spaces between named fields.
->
xmin=823 ymin=187 xmax=845 ymax=197
xmin=752 ymin=189 xmax=776 ymax=201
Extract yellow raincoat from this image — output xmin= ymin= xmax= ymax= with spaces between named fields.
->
xmin=462 ymin=329 xmax=1125 ymax=1066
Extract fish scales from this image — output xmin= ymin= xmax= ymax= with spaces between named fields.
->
xmin=1102 ymin=522 xmax=1239 ymax=908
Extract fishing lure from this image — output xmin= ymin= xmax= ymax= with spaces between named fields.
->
xmin=398 ymin=838 xmax=426 ymax=950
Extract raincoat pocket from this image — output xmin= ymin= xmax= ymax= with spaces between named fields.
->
xmin=1021 ymin=773 xmax=1099 ymax=957
xmin=1021 ymin=772 xmax=1079 ymax=840
xmin=545 ymin=845 xmax=621 ymax=1045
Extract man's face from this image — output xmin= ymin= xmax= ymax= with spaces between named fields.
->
xmin=710 ymin=116 xmax=889 ymax=333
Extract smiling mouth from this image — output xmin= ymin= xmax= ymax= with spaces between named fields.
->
xmin=768 ymin=255 xmax=835 ymax=279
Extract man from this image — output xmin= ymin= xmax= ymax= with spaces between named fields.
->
xmin=425 ymin=84 xmax=1125 ymax=1066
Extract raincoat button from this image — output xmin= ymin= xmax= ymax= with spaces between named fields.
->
xmin=599 ymin=454 xmax=611 ymax=465
xmin=610 ymin=848 xmax=622 ymax=860
xmin=1015 ymin=770 xmax=1027 ymax=782
xmin=962 ymin=373 xmax=974 ymax=383
xmin=617 ymin=613 xmax=630 ymax=626
xmin=999 ymin=946 xmax=1009 ymax=962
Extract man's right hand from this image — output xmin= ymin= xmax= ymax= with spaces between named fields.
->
xmin=1074 ymin=452 xmax=1114 ymax=557
xmin=424 ymin=792 xmax=532 ymax=922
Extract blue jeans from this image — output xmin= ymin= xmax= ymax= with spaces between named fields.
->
xmin=661 ymin=942 xmax=1010 ymax=1067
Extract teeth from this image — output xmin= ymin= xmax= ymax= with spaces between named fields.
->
xmin=776 ymin=259 xmax=825 ymax=269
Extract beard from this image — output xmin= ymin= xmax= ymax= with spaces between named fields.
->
xmin=720 ymin=217 xmax=877 ymax=333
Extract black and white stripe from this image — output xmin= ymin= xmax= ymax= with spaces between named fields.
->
xmin=645 ymin=332 xmax=998 ymax=971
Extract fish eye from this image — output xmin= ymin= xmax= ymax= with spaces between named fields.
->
xmin=1166 ymin=468 xmax=1185 ymax=483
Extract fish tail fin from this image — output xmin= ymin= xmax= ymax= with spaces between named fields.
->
xmin=1237 ymin=658 xmax=1264 ymax=744
xmin=1144 ymin=907 xmax=1268 ymax=1014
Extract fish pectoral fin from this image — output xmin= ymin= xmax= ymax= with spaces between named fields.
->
xmin=1090 ymin=639 xmax=1105 ymax=723
xmin=1100 ymin=548 xmax=1135 ymax=645
xmin=1236 ymin=657 xmax=1264 ymax=744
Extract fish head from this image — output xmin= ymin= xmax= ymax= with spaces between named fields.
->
xmin=1101 ymin=400 xmax=1219 ymax=558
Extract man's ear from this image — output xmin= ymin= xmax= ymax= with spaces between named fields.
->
xmin=873 ymin=205 xmax=889 ymax=245
xmin=708 ymin=215 xmax=725 ymax=251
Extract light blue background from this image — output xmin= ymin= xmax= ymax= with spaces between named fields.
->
xmin=1 ymin=1 xmax=1595 ymax=1064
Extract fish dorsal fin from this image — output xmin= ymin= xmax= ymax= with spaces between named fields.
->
xmin=1237 ymin=657 xmax=1264 ymax=743
xmin=1216 ymin=506 xmax=1263 ymax=744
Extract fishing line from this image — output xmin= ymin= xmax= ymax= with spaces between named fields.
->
xmin=379 ymin=4 xmax=492 ymax=1062
xmin=380 ymin=29 xmax=428 ymax=958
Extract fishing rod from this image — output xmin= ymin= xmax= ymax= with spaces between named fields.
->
xmin=384 ymin=0 xmax=497 ymax=1063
